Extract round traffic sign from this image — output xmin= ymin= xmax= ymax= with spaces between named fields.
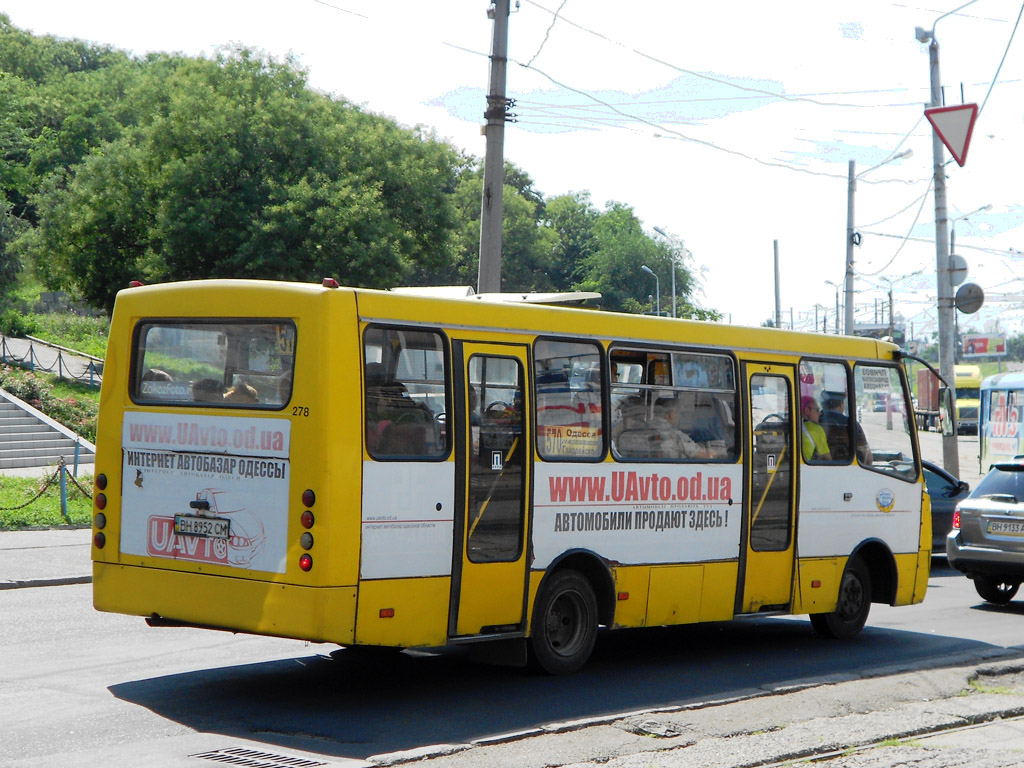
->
xmin=955 ymin=282 xmax=984 ymax=314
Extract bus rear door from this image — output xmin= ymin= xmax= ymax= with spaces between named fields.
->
xmin=451 ymin=342 xmax=531 ymax=637
xmin=741 ymin=363 xmax=797 ymax=613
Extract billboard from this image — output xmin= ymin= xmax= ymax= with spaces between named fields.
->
xmin=963 ymin=334 xmax=1006 ymax=358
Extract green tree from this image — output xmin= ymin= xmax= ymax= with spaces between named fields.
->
xmin=0 ymin=16 xmax=139 ymax=226
xmin=0 ymin=194 xmax=27 ymax=292
xmin=574 ymin=202 xmax=675 ymax=313
xmin=445 ymin=163 xmax=558 ymax=292
xmin=544 ymin=191 xmax=599 ymax=291
xmin=18 ymin=48 xmax=463 ymax=310
xmin=1006 ymin=333 xmax=1024 ymax=362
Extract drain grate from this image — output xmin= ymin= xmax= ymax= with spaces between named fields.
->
xmin=191 ymin=747 xmax=327 ymax=767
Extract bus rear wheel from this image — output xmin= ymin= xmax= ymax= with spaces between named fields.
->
xmin=810 ymin=557 xmax=871 ymax=640
xmin=529 ymin=570 xmax=598 ymax=675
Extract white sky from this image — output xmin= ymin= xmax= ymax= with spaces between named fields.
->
xmin=4 ymin=0 xmax=1024 ymax=334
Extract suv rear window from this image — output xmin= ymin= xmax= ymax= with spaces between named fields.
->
xmin=973 ymin=464 xmax=1024 ymax=502
xmin=131 ymin=321 xmax=296 ymax=409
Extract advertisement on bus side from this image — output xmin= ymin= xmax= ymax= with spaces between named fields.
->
xmin=532 ymin=463 xmax=743 ymax=568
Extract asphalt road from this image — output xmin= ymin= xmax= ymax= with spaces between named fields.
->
xmin=0 ymin=428 xmax=999 ymax=767
xmin=918 ymin=429 xmax=984 ymax=486
xmin=3 ymin=551 xmax=1023 ymax=768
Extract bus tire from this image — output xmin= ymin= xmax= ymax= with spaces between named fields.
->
xmin=810 ymin=557 xmax=871 ymax=640
xmin=529 ymin=569 xmax=598 ymax=675
xmin=974 ymin=576 xmax=1019 ymax=605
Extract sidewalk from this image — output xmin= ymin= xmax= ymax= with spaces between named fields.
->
xmin=0 ymin=526 xmax=91 ymax=589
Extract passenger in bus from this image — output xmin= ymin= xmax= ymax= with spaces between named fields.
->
xmin=142 ymin=368 xmax=173 ymax=382
xmin=652 ymin=397 xmax=701 ymax=458
xmin=819 ymin=390 xmax=872 ymax=465
xmin=800 ymin=396 xmax=831 ymax=462
xmin=192 ymin=378 xmax=225 ymax=402
xmin=364 ymin=363 xmax=433 ymax=456
xmin=224 ymin=383 xmax=259 ymax=404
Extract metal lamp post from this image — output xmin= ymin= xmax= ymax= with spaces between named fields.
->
xmin=824 ymin=280 xmax=842 ymax=334
xmin=652 ymin=226 xmax=679 ymax=318
xmin=641 ymin=265 xmax=660 ymax=316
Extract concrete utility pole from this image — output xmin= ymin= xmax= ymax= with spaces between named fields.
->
xmin=845 ymin=161 xmax=856 ymax=335
xmin=919 ymin=24 xmax=959 ymax=477
xmin=843 ymin=150 xmax=911 ymax=337
xmin=774 ymin=240 xmax=781 ymax=328
xmin=477 ymin=0 xmax=511 ymax=294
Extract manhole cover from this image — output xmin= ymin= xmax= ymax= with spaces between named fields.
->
xmin=191 ymin=747 xmax=327 ymax=767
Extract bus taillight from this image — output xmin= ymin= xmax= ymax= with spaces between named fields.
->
xmin=302 ymin=489 xmax=316 ymax=508
xmin=299 ymin=554 xmax=313 ymax=572
xmin=300 ymin=510 xmax=314 ymax=529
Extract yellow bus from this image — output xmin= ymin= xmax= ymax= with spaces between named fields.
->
xmin=954 ymin=364 xmax=983 ymax=434
xmin=91 ymin=279 xmax=930 ymax=674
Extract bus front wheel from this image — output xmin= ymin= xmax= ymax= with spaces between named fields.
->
xmin=810 ymin=557 xmax=871 ymax=640
xmin=529 ymin=570 xmax=598 ymax=675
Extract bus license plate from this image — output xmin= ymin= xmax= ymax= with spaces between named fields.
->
xmin=988 ymin=520 xmax=1024 ymax=536
xmin=174 ymin=514 xmax=231 ymax=540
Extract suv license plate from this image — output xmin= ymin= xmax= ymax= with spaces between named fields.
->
xmin=174 ymin=514 xmax=231 ymax=539
xmin=987 ymin=520 xmax=1024 ymax=536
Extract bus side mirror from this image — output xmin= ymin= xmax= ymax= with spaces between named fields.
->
xmin=939 ymin=386 xmax=955 ymax=437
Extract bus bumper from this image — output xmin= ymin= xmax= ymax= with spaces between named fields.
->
xmin=93 ymin=562 xmax=357 ymax=645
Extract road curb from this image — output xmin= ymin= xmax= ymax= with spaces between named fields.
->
xmin=0 ymin=575 xmax=92 ymax=590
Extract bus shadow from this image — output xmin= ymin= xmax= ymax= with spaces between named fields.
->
xmin=108 ymin=617 xmax=1015 ymax=761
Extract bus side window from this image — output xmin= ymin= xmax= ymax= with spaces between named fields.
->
xmin=854 ymin=364 xmax=914 ymax=476
xmin=364 ymin=327 xmax=447 ymax=460
xmin=534 ymin=339 xmax=603 ymax=460
xmin=609 ymin=348 xmax=737 ymax=461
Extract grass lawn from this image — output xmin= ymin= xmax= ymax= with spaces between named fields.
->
xmin=0 ymin=470 xmax=93 ymax=529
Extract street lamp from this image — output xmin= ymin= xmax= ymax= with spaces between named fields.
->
xmin=824 ymin=280 xmax=842 ymax=334
xmin=652 ymin=226 xmax=680 ymax=318
xmin=845 ymin=149 xmax=913 ymax=335
xmin=641 ymin=265 xmax=660 ymax=316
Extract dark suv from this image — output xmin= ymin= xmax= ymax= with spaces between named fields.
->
xmin=947 ymin=459 xmax=1024 ymax=604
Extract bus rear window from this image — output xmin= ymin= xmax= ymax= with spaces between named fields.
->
xmin=131 ymin=321 xmax=296 ymax=409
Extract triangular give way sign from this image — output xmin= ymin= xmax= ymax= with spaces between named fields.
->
xmin=925 ymin=103 xmax=978 ymax=167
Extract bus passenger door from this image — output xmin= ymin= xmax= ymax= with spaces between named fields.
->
xmin=741 ymin=363 xmax=797 ymax=613
xmin=451 ymin=342 xmax=530 ymax=637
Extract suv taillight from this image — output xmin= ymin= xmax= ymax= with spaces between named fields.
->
xmin=952 ymin=509 xmax=961 ymax=529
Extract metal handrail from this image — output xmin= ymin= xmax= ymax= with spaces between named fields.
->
xmin=0 ymin=334 xmax=103 ymax=388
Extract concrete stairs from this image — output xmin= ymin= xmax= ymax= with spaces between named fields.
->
xmin=0 ymin=391 xmax=95 ymax=470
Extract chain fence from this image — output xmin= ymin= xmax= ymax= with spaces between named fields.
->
xmin=0 ymin=334 xmax=103 ymax=388
xmin=0 ymin=458 xmax=92 ymax=524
